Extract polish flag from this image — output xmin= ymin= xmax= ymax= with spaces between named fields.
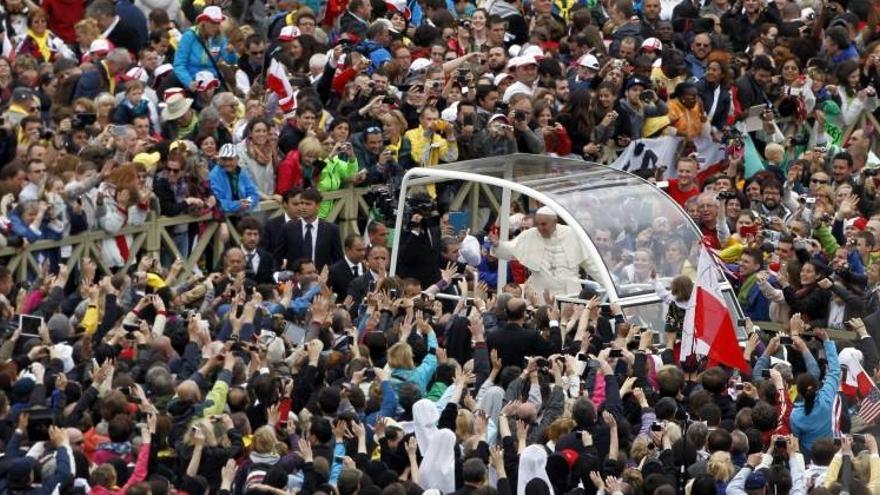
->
xmin=839 ymin=347 xmax=880 ymax=423
xmin=681 ymin=246 xmax=750 ymax=373
xmin=266 ymin=58 xmax=293 ymax=100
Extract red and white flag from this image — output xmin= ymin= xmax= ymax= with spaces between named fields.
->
xmin=681 ymin=246 xmax=750 ymax=373
xmin=266 ymin=58 xmax=294 ymax=100
xmin=839 ymin=348 xmax=880 ymax=424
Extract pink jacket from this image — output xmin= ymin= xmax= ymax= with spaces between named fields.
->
xmin=89 ymin=442 xmax=150 ymax=495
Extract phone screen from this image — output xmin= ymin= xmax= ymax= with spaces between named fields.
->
xmin=20 ymin=314 xmax=43 ymax=336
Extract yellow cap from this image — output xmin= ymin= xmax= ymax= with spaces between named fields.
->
xmin=133 ymin=152 xmax=161 ymax=171
xmin=146 ymin=272 xmax=166 ymax=289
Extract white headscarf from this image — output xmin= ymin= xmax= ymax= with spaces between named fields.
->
xmin=419 ymin=429 xmax=457 ymax=494
xmin=413 ymin=399 xmax=440 ymax=453
xmin=517 ymin=445 xmax=554 ymax=495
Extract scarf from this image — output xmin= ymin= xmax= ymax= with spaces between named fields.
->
xmin=737 ymin=272 xmax=757 ymax=306
xmin=27 ymin=28 xmax=51 ymax=62
xmin=96 ymin=441 xmax=132 ymax=456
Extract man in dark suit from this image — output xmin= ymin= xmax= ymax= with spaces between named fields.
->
xmin=277 ymin=188 xmax=342 ymax=271
xmin=262 ymin=187 xmax=302 ymax=261
xmin=347 ymin=245 xmax=389 ymax=307
xmin=328 ymin=234 xmax=367 ymax=299
xmin=87 ymin=0 xmax=147 ymax=55
xmin=486 ymin=297 xmax=561 ymax=368
xmin=239 ymin=216 xmax=276 ymax=284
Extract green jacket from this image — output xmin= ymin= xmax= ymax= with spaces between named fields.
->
xmin=814 ymin=224 xmax=839 ymax=259
xmin=318 ymin=154 xmax=359 ymax=219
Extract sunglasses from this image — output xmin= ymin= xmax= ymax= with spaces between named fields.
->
xmin=810 ymin=178 xmax=830 ymax=184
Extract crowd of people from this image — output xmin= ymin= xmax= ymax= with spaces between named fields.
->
xmin=5 ymin=0 xmax=880 ymax=494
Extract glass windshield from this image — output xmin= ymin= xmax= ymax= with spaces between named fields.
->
xmin=417 ymin=156 xmax=703 ymax=298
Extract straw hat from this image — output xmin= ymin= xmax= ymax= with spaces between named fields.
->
xmin=161 ymin=93 xmax=194 ymax=121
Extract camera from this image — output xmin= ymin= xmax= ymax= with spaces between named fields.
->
xmin=535 ymin=357 xmax=550 ymax=369
xmin=609 ymin=349 xmax=623 ymax=358
xmin=430 ymin=80 xmax=442 ymax=90
xmin=382 ymin=96 xmax=396 ymax=105
xmin=363 ymin=368 xmax=376 ymax=381
xmin=775 ymin=437 xmax=788 ymax=448
xmin=514 ymin=110 xmax=527 ymax=122
xmin=651 ymin=422 xmax=663 ymax=432
xmin=717 ymin=190 xmax=738 ymax=200
xmin=761 ymin=369 xmax=771 ymax=378
xmin=462 ymin=114 xmax=475 ymax=126
xmin=639 ymin=89 xmax=655 ymax=102
xmin=865 ymin=168 xmax=879 ymax=177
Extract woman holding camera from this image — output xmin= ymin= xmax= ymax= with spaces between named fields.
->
xmin=317 ymin=139 xmax=361 ymax=219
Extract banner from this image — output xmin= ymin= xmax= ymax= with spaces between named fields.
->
xmin=610 ymin=135 xmax=728 ymax=178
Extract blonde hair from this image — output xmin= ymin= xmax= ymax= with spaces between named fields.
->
xmin=545 ymin=417 xmax=575 ymax=443
xmin=707 ymin=451 xmax=734 ymax=482
xmin=75 ymin=18 xmax=100 ymax=41
xmin=456 ymin=409 xmax=474 ymax=441
xmin=388 ymin=342 xmax=415 ymax=369
xmin=298 ymin=136 xmax=325 ymax=159
xmin=252 ymin=425 xmax=278 ymax=454
xmin=630 ymin=435 xmax=650 ymax=462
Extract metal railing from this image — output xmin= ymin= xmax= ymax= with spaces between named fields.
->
xmin=1 ymin=186 xmax=376 ymax=282
xmin=0 ymin=176 xmax=512 ymax=283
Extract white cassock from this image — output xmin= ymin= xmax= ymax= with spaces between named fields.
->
xmin=494 ymin=224 xmax=597 ymax=297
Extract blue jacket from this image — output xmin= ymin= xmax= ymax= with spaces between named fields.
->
xmin=9 ymin=210 xmax=62 ymax=243
xmin=208 ymin=165 xmax=261 ymax=214
xmin=390 ymin=331 xmax=438 ymax=395
xmin=173 ymin=27 xmax=237 ymax=88
xmin=359 ymin=40 xmax=391 ymax=74
xmin=739 ymin=275 xmax=774 ymax=322
xmin=790 ymin=339 xmax=841 ymax=456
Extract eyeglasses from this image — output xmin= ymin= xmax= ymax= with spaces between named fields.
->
xmin=810 ymin=178 xmax=830 ymax=184
xmin=250 ymin=50 xmax=264 ymax=56
xmin=693 ymin=42 xmax=710 ymax=48
xmin=31 ymin=168 xmax=46 ymax=173
xmin=366 ymin=126 xmax=382 ymax=134
xmin=167 ymin=167 xmax=181 ymax=174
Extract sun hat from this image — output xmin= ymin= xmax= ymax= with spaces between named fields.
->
xmin=161 ymin=93 xmax=194 ymax=121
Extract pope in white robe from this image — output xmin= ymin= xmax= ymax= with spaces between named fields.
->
xmin=492 ymin=206 xmax=598 ymax=298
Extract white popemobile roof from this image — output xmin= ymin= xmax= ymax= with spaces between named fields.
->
xmin=391 ymin=154 xmax=744 ymax=333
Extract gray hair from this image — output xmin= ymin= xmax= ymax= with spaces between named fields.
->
xmin=106 ymin=48 xmax=132 ymax=67
xmin=199 ymin=106 xmax=220 ymax=122
xmin=86 ymin=0 xmax=115 ymax=18
xmin=211 ymin=92 xmax=237 ymax=110
xmin=309 ymin=53 xmax=327 ymax=71
xmin=146 ymin=366 xmax=175 ymax=396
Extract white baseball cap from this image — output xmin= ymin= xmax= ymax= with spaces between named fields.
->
xmin=578 ymin=53 xmax=600 ymax=71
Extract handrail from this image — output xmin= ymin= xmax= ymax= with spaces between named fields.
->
xmin=0 ymin=185 xmax=376 ymax=282
xmin=0 ymin=177 xmax=511 ymax=282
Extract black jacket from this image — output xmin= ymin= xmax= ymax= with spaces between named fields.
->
xmin=486 ymin=321 xmax=561 ymax=368
xmin=329 ymin=258 xmax=363 ymax=299
xmin=243 ymin=247 xmax=276 ymax=284
xmin=261 ymin=214 xmax=289 ymax=260
xmin=347 ymin=271 xmax=378 ymax=308
xmin=396 ymin=229 xmax=441 ymax=289
xmin=276 ymin=218 xmax=343 ymax=271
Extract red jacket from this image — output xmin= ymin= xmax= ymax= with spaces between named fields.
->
xmin=276 ymin=150 xmax=304 ymax=195
xmin=42 ymin=0 xmax=84 ymax=44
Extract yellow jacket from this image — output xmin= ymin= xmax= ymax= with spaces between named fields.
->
xmin=403 ymin=125 xmax=458 ymax=197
